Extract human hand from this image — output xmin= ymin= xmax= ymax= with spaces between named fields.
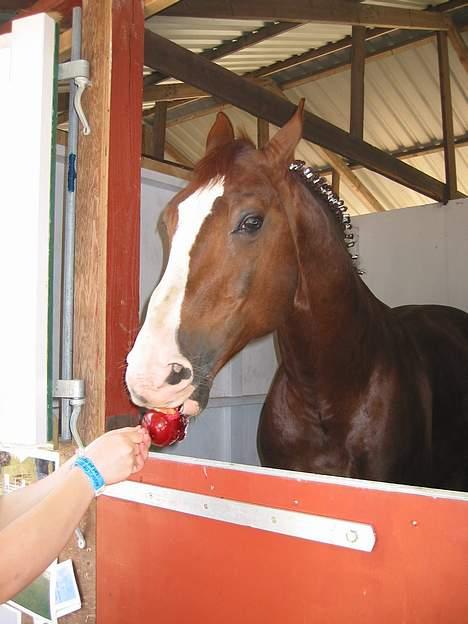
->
xmin=83 ymin=426 xmax=151 ymax=485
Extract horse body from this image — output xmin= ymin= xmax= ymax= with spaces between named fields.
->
xmin=126 ymin=103 xmax=468 ymax=490
xmin=260 ymin=297 xmax=468 ymax=488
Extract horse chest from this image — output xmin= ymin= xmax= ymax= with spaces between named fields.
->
xmin=258 ymin=370 xmax=425 ymax=480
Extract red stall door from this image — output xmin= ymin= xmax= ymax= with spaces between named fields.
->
xmin=97 ymin=455 xmax=468 ymax=623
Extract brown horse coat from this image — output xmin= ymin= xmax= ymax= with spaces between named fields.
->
xmin=126 ymin=104 xmax=468 ymax=490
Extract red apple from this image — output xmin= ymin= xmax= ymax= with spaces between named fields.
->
xmin=142 ymin=408 xmax=188 ymax=447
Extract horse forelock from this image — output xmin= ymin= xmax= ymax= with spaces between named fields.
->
xmin=192 ymin=138 xmax=255 ymax=188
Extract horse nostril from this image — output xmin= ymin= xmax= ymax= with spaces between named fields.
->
xmin=166 ymin=363 xmax=192 ymax=386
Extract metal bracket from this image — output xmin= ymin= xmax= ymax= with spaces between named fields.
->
xmin=54 ymin=379 xmax=85 ymax=400
xmin=58 ymin=59 xmax=91 ymax=135
xmin=58 ymin=59 xmax=89 ymax=82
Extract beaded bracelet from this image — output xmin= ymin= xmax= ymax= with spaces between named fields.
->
xmin=74 ymin=455 xmax=106 ymax=496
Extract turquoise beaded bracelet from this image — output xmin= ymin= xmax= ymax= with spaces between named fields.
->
xmin=74 ymin=455 xmax=106 ymax=496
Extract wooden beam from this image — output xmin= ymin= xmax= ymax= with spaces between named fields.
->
xmin=447 ymin=19 xmax=468 ymax=72
xmin=55 ymin=0 xmax=179 ymax=61
xmin=144 ymin=0 xmax=180 ymax=18
xmin=280 ymin=32 xmax=434 ymax=91
xmin=162 ymin=0 xmax=450 ymax=31
xmin=257 ymin=117 xmax=269 ymax=149
xmin=144 ymin=21 xmax=299 ymax=87
xmin=66 ymin=3 xmax=143 ymax=621
xmin=152 ymin=100 xmax=167 ymax=159
xmin=141 ymin=155 xmax=192 ymax=180
xmin=437 ymin=31 xmax=458 ymax=200
xmin=144 ymin=82 xmax=209 ymax=102
xmin=0 ymin=1 xmax=34 ymax=9
xmin=145 ymin=30 xmax=450 ymax=202
xmin=315 ymin=134 xmax=468 ymax=177
xmin=331 ymin=168 xmax=340 ymax=196
xmin=350 ymin=25 xmax=366 ymax=139
xmin=142 ymin=121 xmax=153 ymax=156
xmin=320 ymin=147 xmax=386 ymax=212
xmin=0 ymin=0 xmax=76 ymax=34
xmin=243 ymin=0 xmax=465 ymax=82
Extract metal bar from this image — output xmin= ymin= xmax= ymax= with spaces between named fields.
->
xmin=60 ymin=5 xmax=81 ymax=439
xmin=104 ymin=481 xmax=377 ymax=552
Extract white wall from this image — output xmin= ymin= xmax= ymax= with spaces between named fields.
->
xmin=355 ymin=198 xmax=468 ymax=312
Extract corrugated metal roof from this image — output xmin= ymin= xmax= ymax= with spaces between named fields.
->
xmin=149 ymin=2 xmax=466 ymax=213
xmin=146 ymin=18 xmax=352 ymax=74
xmin=165 ymin=31 xmax=467 ymax=214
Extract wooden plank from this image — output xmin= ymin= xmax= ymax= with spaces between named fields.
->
xmin=316 ymin=133 xmax=468 ymax=177
xmin=447 ymin=20 xmax=468 ymax=72
xmin=0 ymin=1 xmax=34 ymax=10
xmin=331 ymin=168 xmax=340 ymax=195
xmin=0 ymin=0 xmax=77 ymax=34
xmin=152 ymin=100 xmax=167 ymax=159
xmin=68 ymin=1 xmax=112 ymax=618
xmin=141 ymin=154 xmax=193 ymax=180
xmin=144 ymin=82 xmax=209 ymax=102
xmin=98 ymin=456 xmax=468 ymax=624
xmin=70 ymin=1 xmax=144 ymax=621
xmin=280 ymin=33 xmax=434 ymax=91
xmin=244 ymin=0 xmax=465 ymax=82
xmin=162 ymin=0 xmax=450 ymax=31
xmin=163 ymin=35 xmax=435 ymax=126
xmin=257 ymin=117 xmax=269 ymax=148
xmin=350 ymin=25 xmax=366 ymax=139
xmin=142 ymin=121 xmax=153 ymax=156
xmin=144 ymin=0 xmax=180 ymax=18
xmin=144 ymin=30 xmax=450 ymax=202
xmin=437 ymin=30 xmax=458 ymax=200
xmin=319 ymin=147 xmax=386 ymax=212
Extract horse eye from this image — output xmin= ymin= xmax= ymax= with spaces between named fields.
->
xmin=236 ymin=214 xmax=264 ymax=233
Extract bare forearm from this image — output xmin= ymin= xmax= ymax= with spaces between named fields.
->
xmin=0 ymin=467 xmax=94 ymax=603
xmin=0 ymin=457 xmax=75 ymax=530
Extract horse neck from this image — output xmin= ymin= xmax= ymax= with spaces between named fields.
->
xmin=277 ymin=185 xmax=388 ymax=392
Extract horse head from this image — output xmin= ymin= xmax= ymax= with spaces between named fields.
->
xmin=126 ymin=103 xmax=310 ymax=416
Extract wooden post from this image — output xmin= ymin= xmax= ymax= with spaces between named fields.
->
xmin=332 ymin=169 xmax=340 ymax=196
xmin=350 ymin=25 xmax=366 ymax=139
xmin=437 ymin=30 xmax=458 ymax=200
xmin=64 ymin=0 xmax=143 ymax=619
xmin=142 ymin=121 xmax=153 ymax=157
xmin=152 ymin=100 xmax=168 ymax=160
xmin=257 ymin=117 xmax=270 ymax=148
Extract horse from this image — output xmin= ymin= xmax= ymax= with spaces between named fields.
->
xmin=126 ymin=101 xmax=468 ymax=490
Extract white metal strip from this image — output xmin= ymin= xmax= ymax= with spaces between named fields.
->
xmin=104 ymin=481 xmax=376 ymax=552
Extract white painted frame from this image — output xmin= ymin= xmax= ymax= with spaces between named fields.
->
xmin=0 ymin=14 xmax=56 ymax=445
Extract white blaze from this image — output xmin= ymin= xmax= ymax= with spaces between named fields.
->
xmin=126 ymin=180 xmax=224 ymax=399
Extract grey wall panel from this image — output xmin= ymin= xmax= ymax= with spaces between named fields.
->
xmin=355 ymin=199 xmax=468 ymax=312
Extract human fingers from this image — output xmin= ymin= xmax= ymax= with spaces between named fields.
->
xmin=131 ymin=451 xmax=146 ymax=474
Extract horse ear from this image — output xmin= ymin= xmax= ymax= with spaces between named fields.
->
xmin=263 ymin=99 xmax=305 ymax=165
xmin=206 ymin=112 xmax=235 ymax=153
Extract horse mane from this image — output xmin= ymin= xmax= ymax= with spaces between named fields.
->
xmin=289 ymin=161 xmax=361 ymax=272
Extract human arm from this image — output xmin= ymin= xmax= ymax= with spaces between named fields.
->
xmin=0 ymin=426 xmax=150 ymax=603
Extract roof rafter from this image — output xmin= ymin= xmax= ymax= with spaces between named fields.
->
xmin=162 ymin=0 xmax=450 ymax=31
xmin=145 ymin=30 xmax=453 ymax=202
xmin=144 ymin=21 xmax=300 ymax=87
